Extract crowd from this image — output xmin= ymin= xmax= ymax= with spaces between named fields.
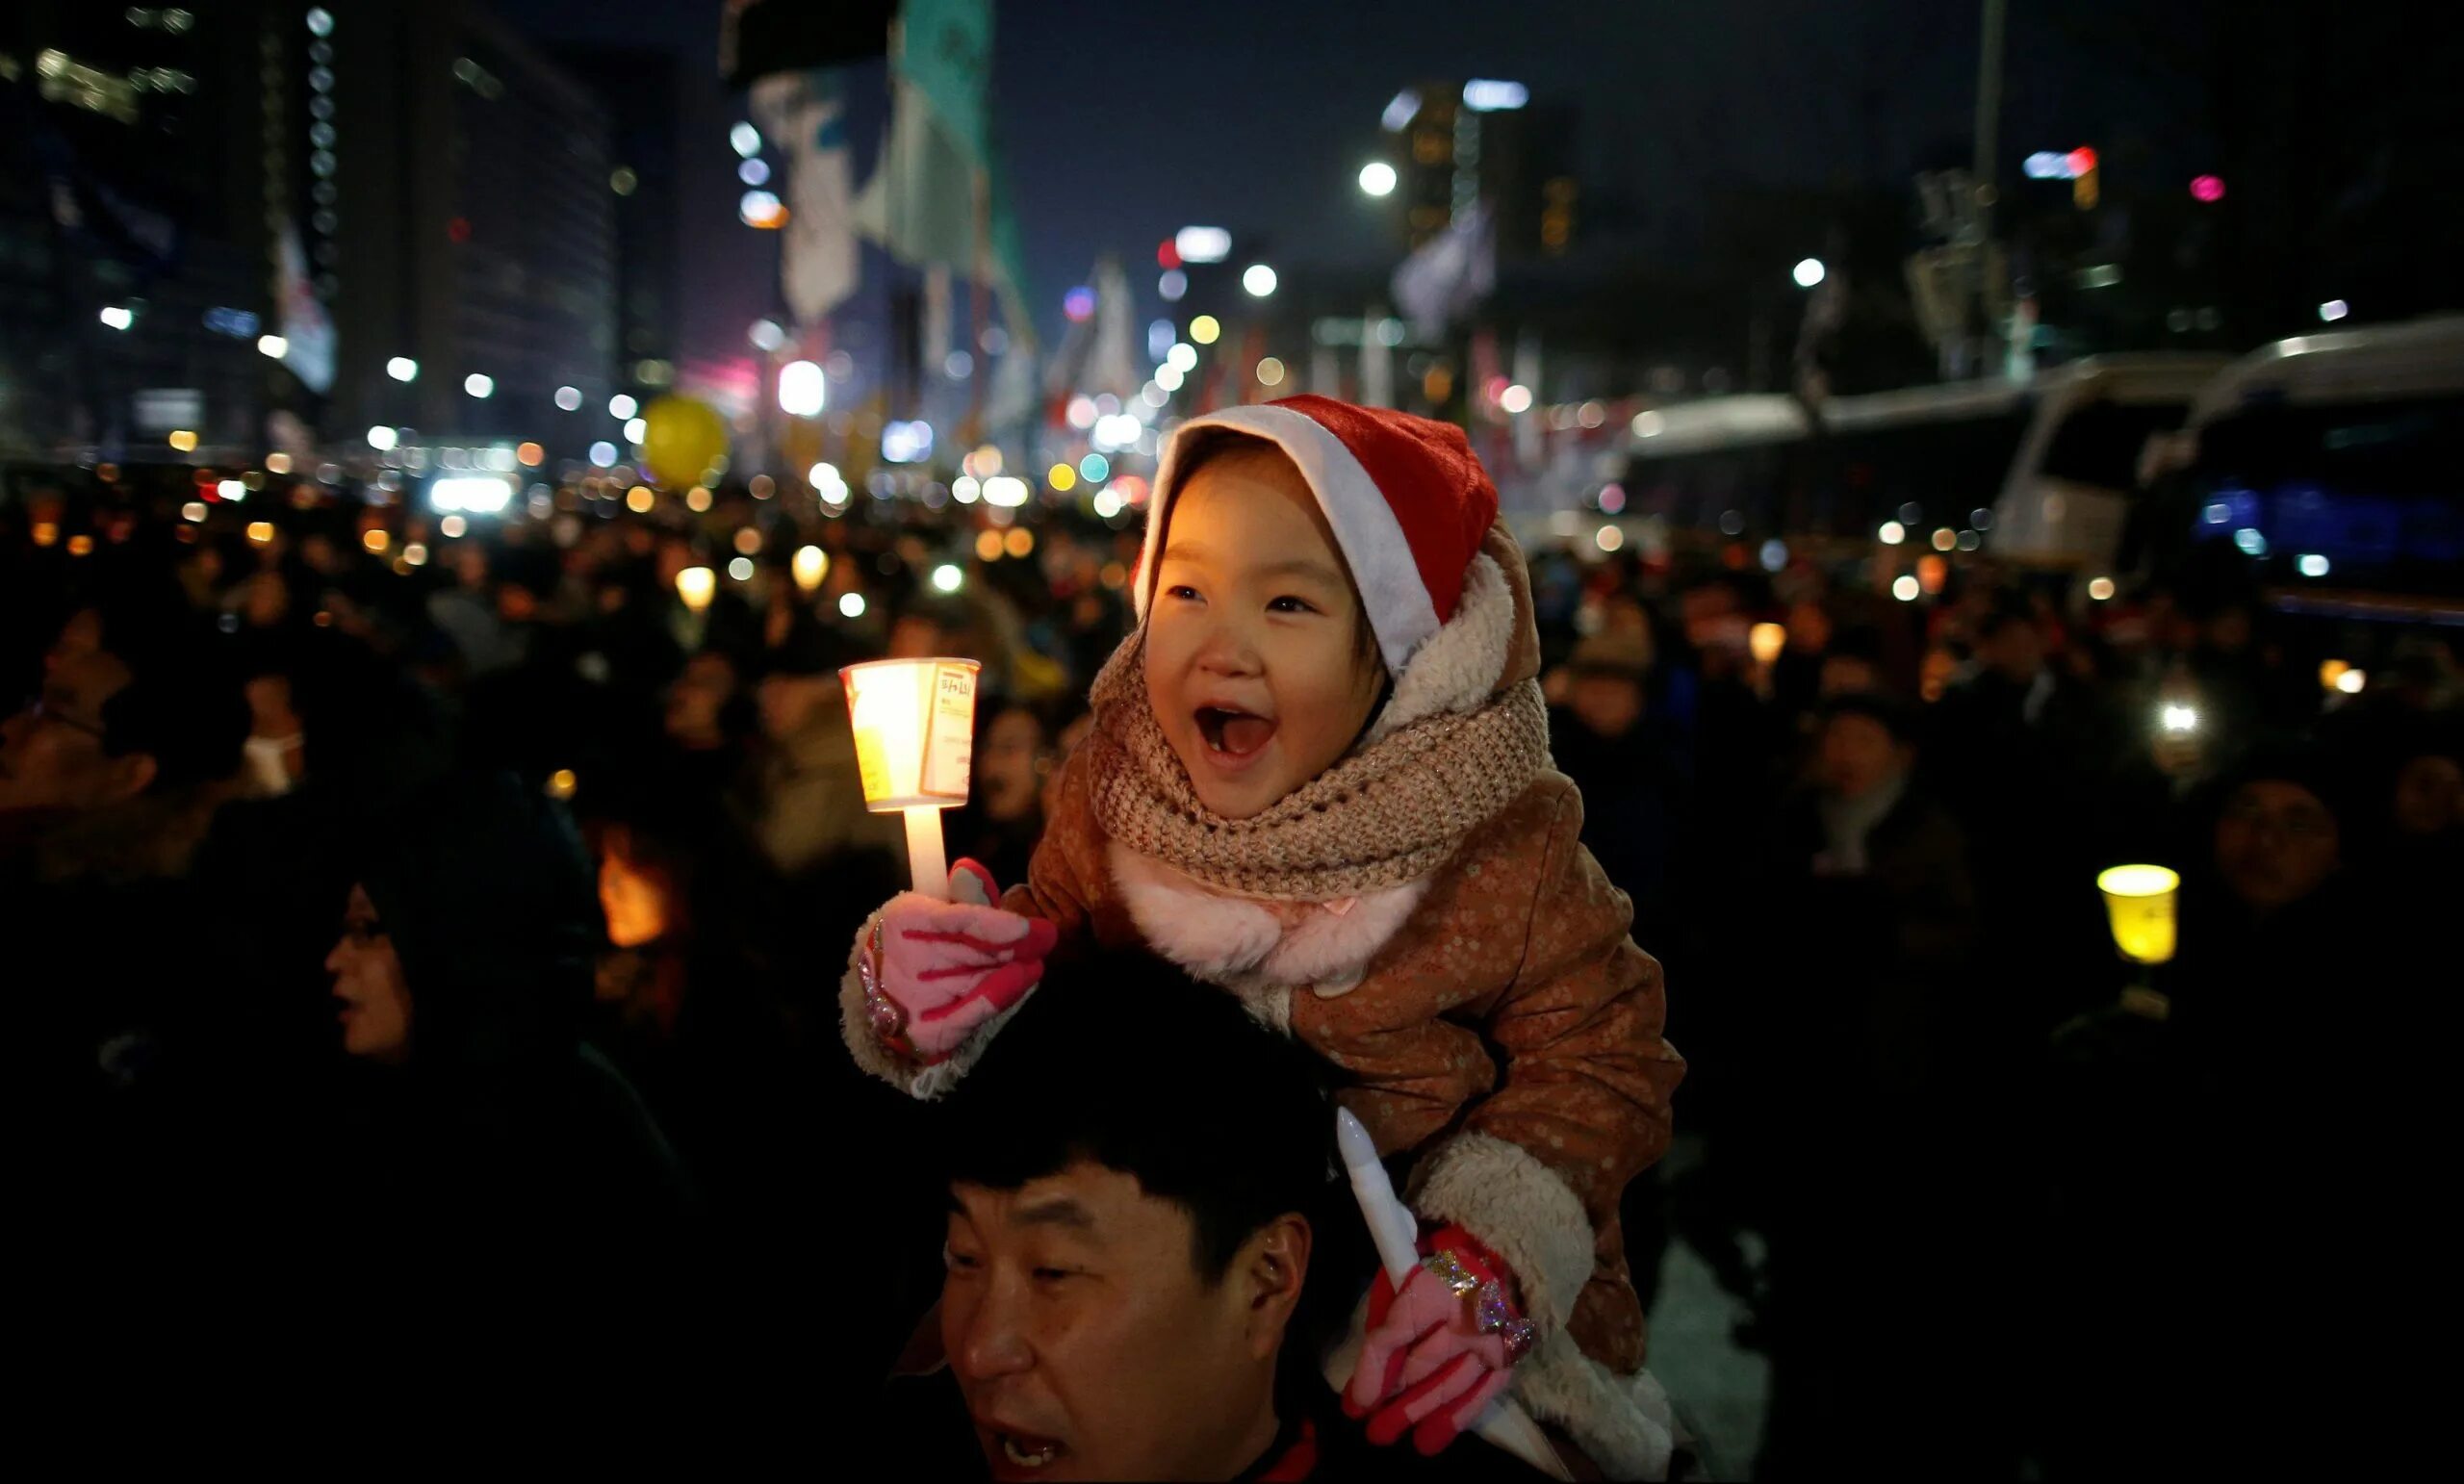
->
xmin=6 ymin=422 xmax=2455 ymax=1473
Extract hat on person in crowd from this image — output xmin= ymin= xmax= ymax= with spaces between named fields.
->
xmin=1820 ymin=689 xmax=1916 ymax=745
xmin=1138 ymin=396 xmax=1499 ymax=676
xmin=1564 ymin=630 xmax=1654 ymax=681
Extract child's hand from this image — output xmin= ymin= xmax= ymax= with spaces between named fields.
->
xmin=859 ymin=860 xmax=1058 ymax=1065
xmin=1344 ymin=1227 xmax=1535 ymax=1456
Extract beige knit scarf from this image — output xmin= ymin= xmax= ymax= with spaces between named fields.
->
xmin=1081 ymin=634 xmax=1553 ymax=902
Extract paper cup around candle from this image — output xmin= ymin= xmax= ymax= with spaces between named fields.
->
xmin=843 ymin=658 xmax=979 ymax=900
xmin=676 ymin=565 xmax=715 ymax=613
xmin=841 ymin=658 xmax=981 ymax=810
xmin=2096 ymin=864 xmax=2180 ymax=965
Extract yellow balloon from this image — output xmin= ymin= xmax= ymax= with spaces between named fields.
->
xmin=641 ymin=396 xmax=729 ymax=489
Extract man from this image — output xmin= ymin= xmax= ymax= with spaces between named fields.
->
xmin=886 ymin=954 xmax=1548 ymax=1481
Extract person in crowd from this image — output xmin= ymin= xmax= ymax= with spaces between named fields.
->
xmin=743 ymin=614 xmax=903 ymax=881
xmin=887 ymin=949 xmax=1568 ymax=1481
xmin=849 ymin=398 xmax=1683 ymax=1480
xmin=1549 ymin=629 xmax=1681 ymax=949
xmin=948 ymin=700 xmax=1055 ymax=892
xmin=4 ymin=604 xmax=250 ymax=1095
xmin=1746 ymin=692 xmax=1998 ymax=1478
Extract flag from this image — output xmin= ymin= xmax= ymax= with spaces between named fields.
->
xmin=275 ymin=218 xmax=336 ymax=395
xmin=751 ymin=68 xmax=860 ymax=325
xmin=1087 ymin=257 xmax=1138 ymax=400
xmin=1391 ymin=202 xmax=1496 ymax=337
xmin=849 ymin=1 xmax=1036 ymax=350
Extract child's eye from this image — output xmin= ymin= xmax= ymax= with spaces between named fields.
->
xmin=1267 ymin=596 xmax=1320 ymax=615
xmin=1165 ymin=584 xmax=1201 ymax=602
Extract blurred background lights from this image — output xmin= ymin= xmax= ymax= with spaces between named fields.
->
xmin=730 ymin=121 xmax=761 ymax=157
xmin=778 ymin=359 xmax=826 ymax=416
xmin=257 ymin=334 xmax=288 ymax=359
xmin=1595 ymin=525 xmax=1624 ymax=552
xmin=389 ymin=357 xmax=420 ymax=382
xmin=217 ymin=478 xmax=244 ymax=500
xmin=2089 ymin=576 xmax=2118 ymax=601
xmin=2190 ymin=174 xmax=2225 ymax=202
xmin=1460 ymin=79 xmax=1528 ymax=111
xmin=2318 ymin=299 xmax=2349 ymax=322
xmin=1167 ymin=343 xmax=1198 ymax=372
xmin=1158 ymin=270 xmax=1187 ymax=301
xmin=555 ymin=385 xmax=582 ymax=410
xmin=1499 ymin=383 xmax=1533 ymax=414
xmin=749 ymin=319 xmax=785 ymax=350
xmin=1893 ymin=575 xmax=1921 ymax=601
xmin=738 ymin=159 xmax=770 ymax=187
xmin=463 ymin=372 xmax=494 ymax=398
xmin=1242 ymin=264 xmax=1278 ymax=296
xmin=2297 ymin=553 xmax=2331 ymax=577
xmin=99 ymin=306 xmax=134 ymax=330
xmin=1063 ymin=285 xmax=1096 ymax=320
xmin=1174 ymin=226 xmax=1232 ymax=263
xmin=1792 ymin=257 xmax=1827 ymax=288
xmin=793 ymin=546 xmax=828 ymax=591
xmin=623 ymin=417 xmax=648 ymax=443
xmin=608 ymin=394 xmax=637 ymax=419
xmin=931 ymin=564 xmax=964 ymax=594
xmin=368 ymin=425 xmax=399 ymax=451
xmin=739 ymin=191 xmax=786 ymax=228
xmin=1359 ymin=162 xmax=1398 ymax=196
xmin=728 ymin=557 xmax=755 ymax=582
xmin=1879 ymin=521 xmax=1907 ymax=544
xmin=838 ymin=592 xmax=867 ymax=619
xmin=589 ymin=442 xmax=617 ymax=467
xmin=1190 ymin=315 xmax=1221 ymax=345
xmin=1255 ymin=357 xmax=1287 ymax=387
xmin=1078 ymin=453 xmax=1110 ymax=483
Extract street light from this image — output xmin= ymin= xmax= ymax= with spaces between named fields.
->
xmin=1358 ymin=162 xmax=1398 ymax=197
xmin=387 ymin=357 xmax=419 ymax=382
xmin=1792 ymin=258 xmax=1827 ymax=289
xmin=99 ymin=306 xmax=135 ymax=331
xmin=1243 ymin=264 xmax=1278 ymax=297
xmin=464 ymin=372 xmax=494 ymax=398
xmin=257 ymin=334 xmax=289 ymax=358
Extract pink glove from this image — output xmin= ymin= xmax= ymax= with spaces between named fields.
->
xmin=859 ymin=859 xmax=1059 ymax=1065
xmin=1343 ymin=1226 xmax=1536 ymax=1456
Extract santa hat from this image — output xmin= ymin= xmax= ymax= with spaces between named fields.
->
xmin=1136 ymin=396 xmax=1499 ymax=676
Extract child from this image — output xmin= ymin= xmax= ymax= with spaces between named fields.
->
xmin=845 ymin=397 xmax=1683 ymax=1479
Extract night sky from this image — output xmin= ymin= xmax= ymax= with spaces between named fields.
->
xmin=495 ymin=0 xmax=2200 ymax=362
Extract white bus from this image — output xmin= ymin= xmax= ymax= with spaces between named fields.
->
xmin=2131 ymin=316 xmax=2464 ymax=623
xmin=1614 ymin=355 xmax=2224 ymax=559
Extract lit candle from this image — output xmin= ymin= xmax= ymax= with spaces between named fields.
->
xmin=841 ymin=657 xmax=981 ymax=899
xmin=676 ymin=565 xmax=715 ymax=613
xmin=2096 ymin=864 xmax=2180 ymax=966
xmin=792 ymin=545 xmax=828 ymax=593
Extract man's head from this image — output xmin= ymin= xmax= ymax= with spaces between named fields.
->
xmin=936 ymin=955 xmax=1341 ymax=1481
xmin=1817 ymin=692 xmax=1913 ymax=802
xmin=1973 ymin=603 xmax=2047 ymax=684
xmin=2 ymin=609 xmax=248 ymax=815
xmin=2213 ymin=746 xmax=2345 ymax=912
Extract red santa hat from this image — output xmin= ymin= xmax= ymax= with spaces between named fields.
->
xmin=1136 ymin=395 xmax=1499 ymax=675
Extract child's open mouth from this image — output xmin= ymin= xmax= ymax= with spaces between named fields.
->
xmin=1194 ymin=705 xmax=1276 ymax=760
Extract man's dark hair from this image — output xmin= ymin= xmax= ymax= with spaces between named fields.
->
xmin=1822 ymin=689 xmax=1915 ymax=746
xmin=96 ymin=609 xmax=249 ymax=791
xmin=936 ymin=953 xmax=1341 ymax=1281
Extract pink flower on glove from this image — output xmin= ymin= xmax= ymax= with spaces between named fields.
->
xmin=860 ymin=859 xmax=1059 ymax=1065
xmin=1343 ymin=1225 xmax=1536 ymax=1456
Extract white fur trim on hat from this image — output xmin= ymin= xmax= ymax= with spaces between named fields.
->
xmin=1142 ymin=404 xmax=1443 ymax=675
xmin=1365 ymin=550 xmax=1513 ymax=744
xmin=1408 ymin=1131 xmax=1597 ymax=1336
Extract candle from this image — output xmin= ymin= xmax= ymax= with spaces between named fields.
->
xmin=841 ymin=657 xmax=981 ymax=899
xmin=2096 ymin=864 xmax=2180 ymax=965
xmin=676 ymin=565 xmax=715 ymax=614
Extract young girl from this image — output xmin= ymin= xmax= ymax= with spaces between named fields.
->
xmin=845 ymin=397 xmax=1683 ymax=1479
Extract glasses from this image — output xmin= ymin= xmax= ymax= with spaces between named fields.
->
xmin=21 ymin=697 xmax=108 ymax=743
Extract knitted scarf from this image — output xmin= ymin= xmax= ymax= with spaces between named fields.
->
xmin=1081 ymin=634 xmax=1553 ymax=902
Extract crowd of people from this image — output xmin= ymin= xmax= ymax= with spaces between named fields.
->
xmin=7 ymin=424 xmax=2455 ymax=1473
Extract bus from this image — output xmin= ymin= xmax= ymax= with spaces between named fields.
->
xmin=2130 ymin=316 xmax=2464 ymax=626
xmin=1612 ymin=355 xmax=2225 ymax=564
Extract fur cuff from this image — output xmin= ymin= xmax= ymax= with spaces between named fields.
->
xmin=1408 ymin=1132 xmax=1595 ymax=1336
xmin=1367 ymin=551 xmax=1513 ymax=744
xmin=835 ymin=910 xmax=1031 ymax=1101
xmin=1515 ymin=1331 xmax=1678 ymax=1482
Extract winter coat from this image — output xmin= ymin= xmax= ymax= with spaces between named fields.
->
xmin=847 ymin=527 xmax=1684 ymax=1479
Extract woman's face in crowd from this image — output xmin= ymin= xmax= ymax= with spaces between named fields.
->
xmin=326 ymin=883 xmax=413 ymax=1062
xmin=1142 ymin=450 xmax=1381 ymax=820
xmin=979 ymin=707 xmax=1049 ymax=825
xmin=2214 ymin=780 xmax=2339 ymax=911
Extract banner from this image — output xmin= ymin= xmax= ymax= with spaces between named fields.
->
xmin=275 ymin=219 xmax=337 ymax=395
xmin=751 ymin=69 xmax=860 ymax=324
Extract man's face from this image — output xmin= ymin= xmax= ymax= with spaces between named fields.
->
xmin=1 ymin=649 xmax=141 ymax=813
xmin=1819 ymin=712 xmax=1905 ymax=802
xmin=1567 ymin=673 xmax=1644 ymax=740
xmin=979 ymin=707 xmax=1048 ymax=825
xmin=943 ymin=1163 xmax=1298 ymax=1481
xmin=757 ymin=672 xmax=837 ymax=743
xmin=2215 ymin=780 xmax=2339 ymax=911
xmin=665 ymin=652 xmax=737 ymax=749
